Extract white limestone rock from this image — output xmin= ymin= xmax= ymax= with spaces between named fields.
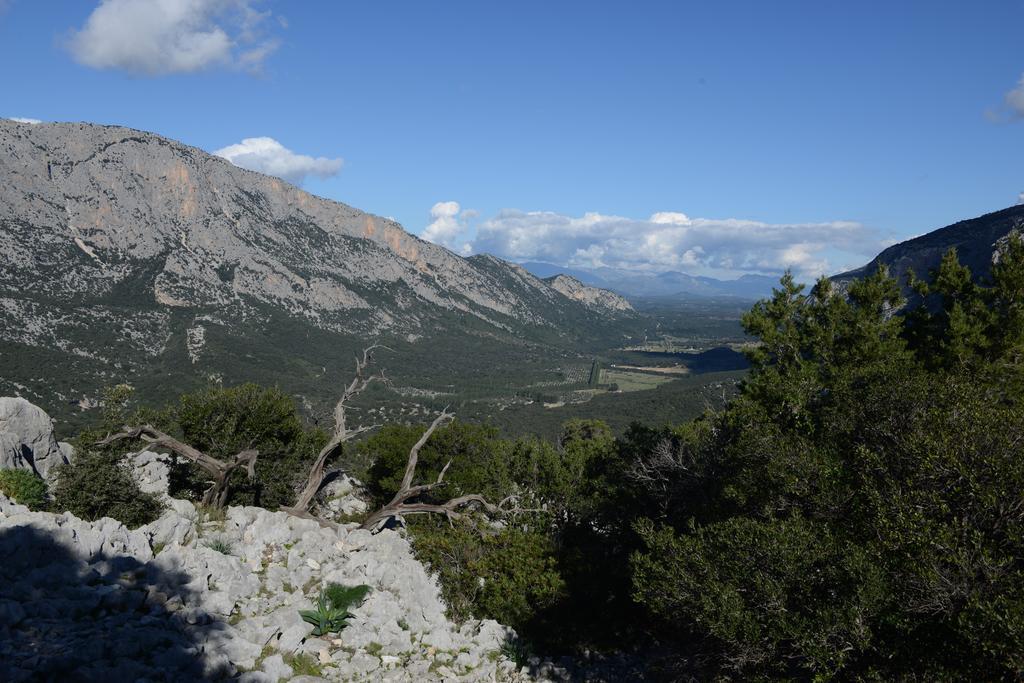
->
xmin=0 ymin=397 xmax=71 ymax=478
xmin=131 ymin=449 xmax=171 ymax=496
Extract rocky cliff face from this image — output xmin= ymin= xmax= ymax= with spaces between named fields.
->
xmin=543 ymin=275 xmax=633 ymax=312
xmin=0 ymin=119 xmax=628 ymax=334
xmin=0 ymin=120 xmax=633 ymax=421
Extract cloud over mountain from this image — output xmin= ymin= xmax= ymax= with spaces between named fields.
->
xmin=68 ymin=0 xmax=280 ymax=75
xmin=420 ymin=206 xmax=885 ymax=279
xmin=421 ymin=201 xmax=476 ymax=255
xmin=213 ymin=137 xmax=342 ymax=185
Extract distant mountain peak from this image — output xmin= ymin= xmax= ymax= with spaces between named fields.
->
xmin=519 ymin=262 xmax=777 ymax=300
xmin=543 ymin=274 xmax=633 ymax=312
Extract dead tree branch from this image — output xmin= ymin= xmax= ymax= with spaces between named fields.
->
xmin=281 ymin=345 xmax=389 ymax=525
xmin=97 ymin=425 xmax=257 ymax=509
xmin=360 ymin=409 xmax=540 ymax=531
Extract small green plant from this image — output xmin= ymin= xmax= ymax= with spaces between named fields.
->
xmin=0 ymin=469 xmax=47 ymax=509
xmin=197 ymin=504 xmax=227 ymax=524
xmin=299 ymin=583 xmax=371 ymax=636
xmin=205 ymin=538 xmax=233 ymax=555
xmin=284 ymin=652 xmax=323 ymax=676
xmin=499 ymin=636 xmax=532 ymax=668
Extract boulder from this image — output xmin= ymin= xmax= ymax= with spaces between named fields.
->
xmin=131 ymin=450 xmax=171 ymax=496
xmin=0 ymin=433 xmax=26 ymax=470
xmin=0 ymin=397 xmax=71 ymax=479
xmin=319 ymin=474 xmax=369 ymax=517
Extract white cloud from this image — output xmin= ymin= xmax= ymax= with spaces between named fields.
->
xmin=421 ymin=201 xmax=475 ymax=255
xmin=1006 ymin=74 xmax=1024 ymax=118
xmin=213 ymin=137 xmax=343 ymax=184
xmin=465 ymin=209 xmax=885 ymax=279
xmin=649 ymin=211 xmax=690 ymax=225
xmin=68 ymin=0 xmax=281 ymax=75
xmin=1018 ymin=191 xmax=1024 ymax=205
xmin=7 ymin=117 xmax=41 ymax=124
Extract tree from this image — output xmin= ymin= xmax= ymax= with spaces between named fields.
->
xmin=98 ymin=423 xmax=259 ymax=509
xmin=628 ymin=261 xmax=1024 ymax=679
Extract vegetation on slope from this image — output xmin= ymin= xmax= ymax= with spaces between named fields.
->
xmin=52 ymin=232 xmax=1024 ymax=678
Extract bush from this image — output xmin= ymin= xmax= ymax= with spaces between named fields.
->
xmin=167 ymin=384 xmax=327 ymax=509
xmin=362 ymin=419 xmax=612 ymax=517
xmin=361 ymin=420 xmax=620 ymax=638
xmin=52 ymin=451 xmax=162 ymax=528
xmin=0 ymin=469 xmax=47 ymax=509
xmin=410 ymin=517 xmax=564 ymax=630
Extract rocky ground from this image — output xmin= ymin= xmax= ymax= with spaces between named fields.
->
xmin=0 ymin=396 xmax=650 ymax=681
xmin=0 ymin=450 xmax=540 ymax=682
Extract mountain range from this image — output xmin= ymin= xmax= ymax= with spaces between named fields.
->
xmin=3 ymin=118 xmax=1022 ymax=429
xmin=0 ymin=120 xmax=633 ymax=425
xmin=522 ymin=203 xmax=1024 ymax=302
xmin=519 ymin=262 xmax=780 ymax=300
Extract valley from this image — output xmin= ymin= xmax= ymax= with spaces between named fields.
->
xmin=0 ymin=282 xmax=753 ymax=441
xmin=0 ymin=118 xmax=756 ymax=439
xmin=4 ymin=4 xmax=1023 ymax=680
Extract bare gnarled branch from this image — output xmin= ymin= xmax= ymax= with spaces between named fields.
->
xmin=285 ymin=346 xmax=390 ymax=525
xmin=359 ymin=409 xmax=541 ymax=531
xmin=98 ymin=425 xmax=257 ymax=509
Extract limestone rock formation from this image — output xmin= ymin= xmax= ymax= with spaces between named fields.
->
xmin=0 ymin=446 xmax=530 ymax=682
xmin=0 ymin=119 xmax=634 ymax=420
xmin=0 ymin=119 xmax=630 ymax=336
xmin=0 ymin=397 xmax=73 ymax=478
xmin=0 ymin=400 xmax=641 ymax=682
xmin=544 ymin=274 xmax=633 ymax=312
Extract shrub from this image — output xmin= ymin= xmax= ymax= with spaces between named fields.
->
xmin=52 ymin=451 xmax=162 ymax=528
xmin=627 ymin=254 xmax=1024 ymax=678
xmin=363 ymin=421 xmax=513 ymax=505
xmin=0 ymin=469 xmax=47 ymax=509
xmin=205 ymin=538 xmax=233 ymax=555
xmin=409 ymin=517 xmax=564 ymax=630
xmin=361 ymin=419 xmax=615 ymax=643
xmin=299 ymin=584 xmax=371 ymax=636
xmin=167 ymin=384 xmax=327 ymax=509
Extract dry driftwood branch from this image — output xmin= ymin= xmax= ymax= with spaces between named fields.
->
xmin=359 ymin=409 xmax=541 ymax=531
xmin=98 ymin=425 xmax=257 ymax=509
xmin=281 ymin=345 xmax=389 ymax=525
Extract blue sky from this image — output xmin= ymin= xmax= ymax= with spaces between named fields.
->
xmin=2 ymin=0 xmax=1022 ymax=278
